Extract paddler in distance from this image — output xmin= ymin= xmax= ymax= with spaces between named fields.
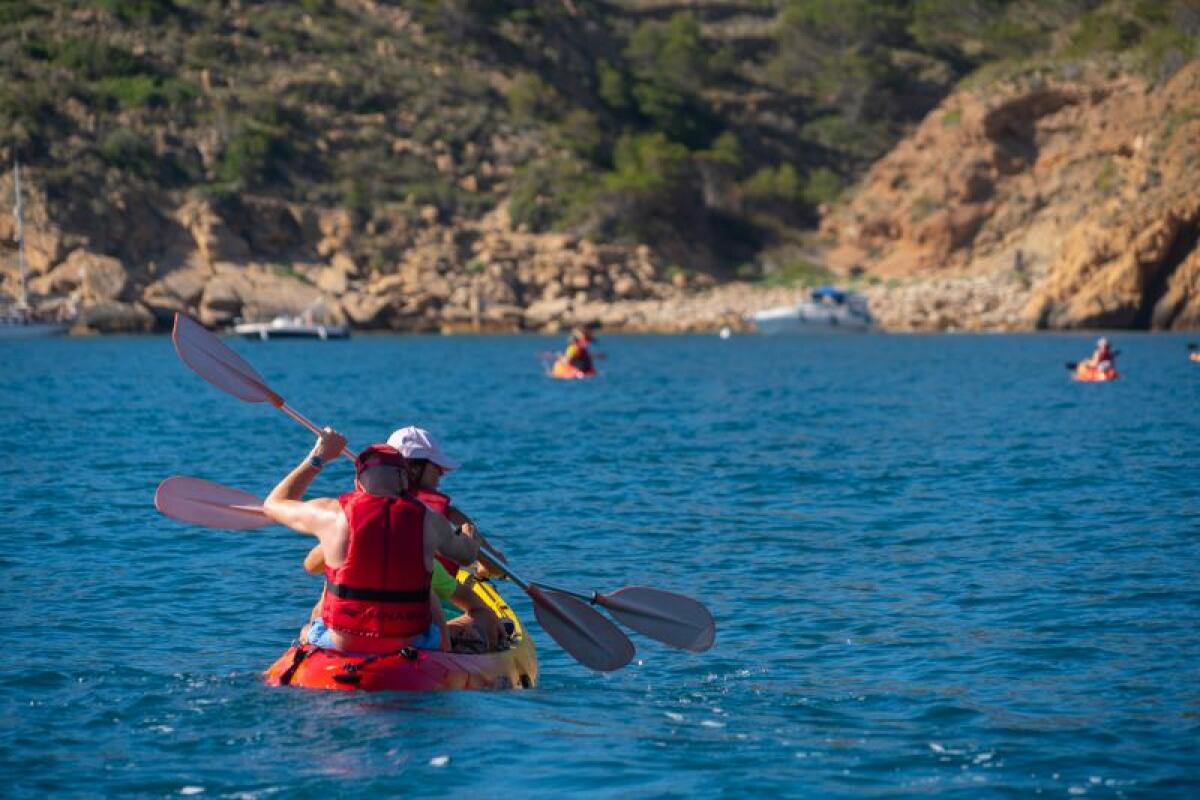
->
xmin=555 ymin=325 xmax=598 ymax=377
xmin=1083 ymin=336 xmax=1116 ymax=372
xmin=264 ymin=428 xmax=479 ymax=653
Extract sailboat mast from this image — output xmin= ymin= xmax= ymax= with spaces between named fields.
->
xmin=13 ymin=158 xmax=28 ymax=310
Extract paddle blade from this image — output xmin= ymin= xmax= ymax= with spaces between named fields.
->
xmin=1065 ymin=361 xmax=1078 ymax=370
xmin=527 ymin=585 xmax=635 ymax=672
xmin=155 ymin=476 xmax=271 ymax=530
xmin=597 ymin=587 xmax=716 ymax=652
xmin=172 ymin=313 xmax=283 ymax=406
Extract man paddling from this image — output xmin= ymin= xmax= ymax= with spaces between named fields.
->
xmin=264 ymin=428 xmax=479 ymax=654
xmin=301 ymin=426 xmax=507 ymax=651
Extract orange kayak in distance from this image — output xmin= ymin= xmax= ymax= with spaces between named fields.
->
xmin=550 ymin=359 xmax=597 ymax=380
xmin=1073 ymin=364 xmax=1119 ymax=382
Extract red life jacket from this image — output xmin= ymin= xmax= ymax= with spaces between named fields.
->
xmin=322 ymin=490 xmax=431 ymax=639
xmin=416 ymin=488 xmax=461 ymax=576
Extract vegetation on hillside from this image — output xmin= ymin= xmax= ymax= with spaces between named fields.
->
xmin=1 ymin=0 xmax=1196 ymax=281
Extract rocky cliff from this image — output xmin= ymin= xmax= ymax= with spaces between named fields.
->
xmin=820 ymin=60 xmax=1200 ymax=331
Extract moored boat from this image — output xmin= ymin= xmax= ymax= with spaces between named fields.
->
xmin=232 ymin=314 xmax=350 ymax=340
xmin=750 ymin=286 xmax=874 ymax=334
xmin=264 ymin=577 xmax=538 ymax=691
xmin=1 ymin=160 xmax=71 ymax=339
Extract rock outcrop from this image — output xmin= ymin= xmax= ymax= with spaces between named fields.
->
xmin=819 ymin=60 xmax=1200 ymax=330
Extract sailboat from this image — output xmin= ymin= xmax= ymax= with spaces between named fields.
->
xmin=1 ymin=159 xmax=69 ymax=338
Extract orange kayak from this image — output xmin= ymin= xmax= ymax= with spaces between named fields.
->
xmin=264 ymin=580 xmax=538 ymax=691
xmin=550 ymin=359 xmax=596 ymax=380
xmin=1074 ymin=364 xmax=1119 ymax=382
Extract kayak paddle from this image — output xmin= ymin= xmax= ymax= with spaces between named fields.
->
xmin=155 ymin=475 xmax=713 ymax=653
xmin=169 ymin=313 xmax=636 ymax=672
xmin=535 ymin=582 xmax=715 ymax=652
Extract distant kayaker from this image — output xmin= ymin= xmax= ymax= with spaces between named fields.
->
xmin=557 ymin=326 xmax=597 ymax=376
xmin=264 ymin=429 xmax=479 ymax=654
xmin=1084 ymin=337 xmax=1116 ymax=370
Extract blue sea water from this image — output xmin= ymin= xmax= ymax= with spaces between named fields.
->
xmin=1 ymin=332 xmax=1198 ymax=798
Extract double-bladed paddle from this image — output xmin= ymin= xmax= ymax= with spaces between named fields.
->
xmin=168 ymin=314 xmax=650 ymax=671
xmin=155 ymin=475 xmax=715 ymax=654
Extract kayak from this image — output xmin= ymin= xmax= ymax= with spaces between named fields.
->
xmin=550 ymin=359 xmax=596 ymax=380
xmin=264 ymin=577 xmax=538 ymax=691
xmin=1074 ymin=364 xmax=1119 ymax=382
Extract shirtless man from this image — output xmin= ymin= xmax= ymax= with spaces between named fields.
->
xmin=263 ymin=428 xmax=479 ymax=654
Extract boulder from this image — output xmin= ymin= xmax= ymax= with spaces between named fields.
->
xmin=73 ymin=301 xmax=155 ymax=333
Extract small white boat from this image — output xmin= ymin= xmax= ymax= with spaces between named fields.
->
xmin=0 ymin=304 xmax=67 ymax=338
xmin=750 ymin=286 xmax=874 ymax=334
xmin=231 ymin=311 xmax=349 ymax=340
xmin=1 ymin=160 xmax=69 ymax=339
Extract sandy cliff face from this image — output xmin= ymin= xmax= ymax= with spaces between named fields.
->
xmin=820 ymin=60 xmax=1200 ymax=330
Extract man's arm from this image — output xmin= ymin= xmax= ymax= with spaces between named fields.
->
xmin=425 ymin=510 xmax=480 ymax=566
xmin=263 ymin=428 xmax=346 ymax=537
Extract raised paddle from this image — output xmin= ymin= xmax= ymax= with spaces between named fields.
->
xmin=155 ymin=475 xmax=714 ymax=653
xmin=154 ymin=475 xmax=634 ymax=671
xmin=1188 ymin=342 xmax=1198 ymax=350
xmin=169 ymin=313 xmax=635 ymax=671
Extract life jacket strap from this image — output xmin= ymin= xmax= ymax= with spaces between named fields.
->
xmin=325 ymin=581 xmax=430 ymax=603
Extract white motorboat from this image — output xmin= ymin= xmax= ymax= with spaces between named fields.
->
xmin=1 ymin=160 xmax=70 ymax=339
xmin=750 ymin=286 xmax=874 ymax=334
xmin=231 ymin=310 xmax=350 ymax=340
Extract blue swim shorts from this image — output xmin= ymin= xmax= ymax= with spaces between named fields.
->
xmin=306 ymin=619 xmax=441 ymax=652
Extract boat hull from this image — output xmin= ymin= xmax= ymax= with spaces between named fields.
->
xmin=264 ymin=579 xmax=538 ymax=691
xmin=232 ymin=323 xmax=350 ymax=340
xmin=751 ymin=304 xmax=874 ymax=334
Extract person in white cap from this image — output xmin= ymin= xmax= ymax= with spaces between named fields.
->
xmin=387 ymin=426 xmax=509 ymax=652
xmin=1084 ymin=337 xmax=1116 ymax=371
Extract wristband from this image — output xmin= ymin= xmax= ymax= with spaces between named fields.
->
xmin=308 ymin=455 xmax=324 ymax=470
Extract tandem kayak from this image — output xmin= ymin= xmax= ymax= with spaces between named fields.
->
xmin=550 ymin=359 xmax=596 ymax=380
xmin=1073 ymin=364 xmax=1119 ymax=382
xmin=264 ymin=578 xmax=538 ymax=691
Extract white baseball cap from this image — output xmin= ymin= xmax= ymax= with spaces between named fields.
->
xmin=386 ymin=426 xmax=461 ymax=470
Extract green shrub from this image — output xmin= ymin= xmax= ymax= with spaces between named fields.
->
xmin=218 ymin=118 xmax=290 ymax=189
xmin=554 ymin=107 xmax=606 ymax=163
xmin=507 ymin=71 xmax=559 ymax=121
xmin=603 ymin=132 xmax=690 ymax=196
xmin=54 ymin=39 xmax=144 ymax=80
xmin=804 ymin=166 xmax=842 ymax=205
xmin=741 ymin=163 xmax=803 ymax=204
xmin=757 ymin=259 xmax=833 ymax=288
xmin=1067 ymin=11 xmax=1142 ymax=57
xmin=97 ymin=0 xmax=179 ymax=24
xmin=0 ymin=1 xmax=47 ymax=24
xmin=98 ymin=128 xmax=156 ymax=176
xmin=94 ymin=75 xmax=159 ymax=108
xmin=595 ymin=59 xmax=629 ymax=111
